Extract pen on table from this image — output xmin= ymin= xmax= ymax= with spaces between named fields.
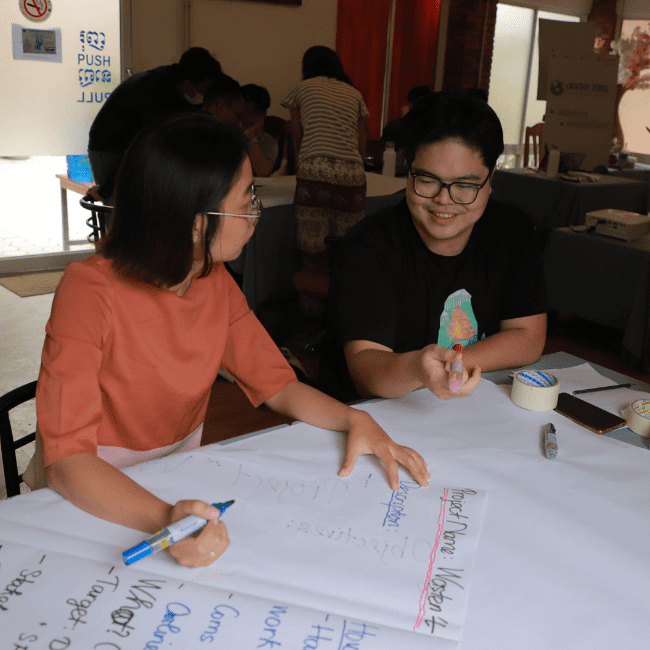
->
xmin=448 ymin=343 xmax=463 ymax=393
xmin=122 ymin=499 xmax=235 ymax=565
xmin=573 ymin=383 xmax=632 ymax=395
xmin=544 ymin=423 xmax=558 ymax=460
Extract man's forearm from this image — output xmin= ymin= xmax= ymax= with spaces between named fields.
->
xmin=461 ymin=319 xmax=546 ymax=372
xmin=249 ymin=142 xmax=274 ymax=176
xmin=348 ymin=348 xmax=426 ymax=399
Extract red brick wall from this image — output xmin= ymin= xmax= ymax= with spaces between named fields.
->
xmin=588 ymin=0 xmax=619 ymax=54
xmin=441 ymin=0 xmax=497 ymax=93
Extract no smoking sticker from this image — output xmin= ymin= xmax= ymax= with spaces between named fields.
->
xmin=20 ymin=0 xmax=52 ymax=22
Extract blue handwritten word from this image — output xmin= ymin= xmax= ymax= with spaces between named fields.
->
xmin=338 ymin=621 xmax=378 ymax=649
xmin=79 ymin=69 xmax=112 ymax=87
xmin=80 ymin=31 xmax=105 ymax=52
xmin=200 ymin=604 xmax=240 ymax=643
xmin=380 ymin=479 xmax=420 ymax=528
xmin=302 ymin=623 xmax=334 ymax=649
xmin=257 ymin=604 xmax=287 ymax=648
xmin=143 ymin=602 xmax=191 ymax=650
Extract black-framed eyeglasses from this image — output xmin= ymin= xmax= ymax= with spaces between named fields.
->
xmin=201 ymin=184 xmax=262 ymax=222
xmin=409 ymin=166 xmax=491 ymax=205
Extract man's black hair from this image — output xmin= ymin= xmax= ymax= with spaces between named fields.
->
xmin=402 ymin=90 xmax=504 ymax=169
xmin=203 ymin=74 xmax=242 ymax=107
xmin=241 ymin=84 xmax=271 ymax=112
xmin=407 ymin=85 xmax=431 ymax=105
xmin=177 ymin=47 xmax=222 ymax=83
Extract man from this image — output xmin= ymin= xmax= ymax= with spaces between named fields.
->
xmin=381 ymin=85 xmax=431 ymax=152
xmin=329 ymin=90 xmax=547 ymax=401
xmin=240 ymin=84 xmax=279 ymax=177
xmin=88 ymin=47 xmax=221 ymax=202
xmin=202 ymin=74 xmax=245 ymax=128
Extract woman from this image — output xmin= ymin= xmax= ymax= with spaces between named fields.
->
xmin=282 ymin=46 xmax=369 ymax=269
xmin=29 ymin=113 xmax=429 ymax=568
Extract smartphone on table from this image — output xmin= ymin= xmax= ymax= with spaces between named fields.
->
xmin=554 ymin=392 xmax=627 ymax=435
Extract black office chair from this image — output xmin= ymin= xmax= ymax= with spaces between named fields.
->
xmin=79 ymin=194 xmax=112 ymax=244
xmin=0 ymin=381 xmax=37 ymax=498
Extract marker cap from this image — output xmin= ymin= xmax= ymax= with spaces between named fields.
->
xmin=122 ymin=541 xmax=152 ymax=566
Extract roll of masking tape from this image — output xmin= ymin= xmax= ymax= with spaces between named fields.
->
xmin=511 ymin=371 xmax=560 ymax=411
xmin=625 ymin=399 xmax=650 ymax=437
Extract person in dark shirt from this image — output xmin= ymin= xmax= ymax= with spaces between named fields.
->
xmin=380 ymin=85 xmax=431 ymax=152
xmin=202 ymin=74 xmax=245 ymax=128
xmin=329 ymin=90 xmax=547 ymax=401
xmin=88 ymin=47 xmax=221 ymax=202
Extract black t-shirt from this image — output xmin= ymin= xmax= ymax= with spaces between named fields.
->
xmin=88 ymin=64 xmax=197 ymax=153
xmin=381 ymin=117 xmax=405 ymax=150
xmin=330 ymin=197 xmax=547 ymax=355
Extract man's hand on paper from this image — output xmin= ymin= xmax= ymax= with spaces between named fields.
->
xmin=338 ymin=409 xmax=431 ymax=491
xmin=167 ymin=500 xmax=230 ymax=568
xmin=420 ymin=343 xmax=481 ymax=399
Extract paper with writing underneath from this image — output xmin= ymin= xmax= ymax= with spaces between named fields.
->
xmin=0 ymin=540 xmax=451 ymax=650
xmin=0 ymin=453 xmax=485 ymax=647
xmin=1 ymin=376 xmax=650 ymax=649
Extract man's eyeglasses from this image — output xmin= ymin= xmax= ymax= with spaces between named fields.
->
xmin=201 ymin=184 xmax=262 ymax=222
xmin=409 ymin=166 xmax=491 ymax=205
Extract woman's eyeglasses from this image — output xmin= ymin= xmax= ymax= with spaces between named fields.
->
xmin=201 ymin=184 xmax=262 ymax=221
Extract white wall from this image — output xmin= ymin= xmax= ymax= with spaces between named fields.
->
xmin=0 ymin=0 xmax=120 ymax=155
xmin=190 ymin=0 xmax=338 ymax=118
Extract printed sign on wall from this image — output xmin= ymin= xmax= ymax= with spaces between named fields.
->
xmin=78 ymin=29 xmax=113 ymax=105
xmin=544 ymin=55 xmax=618 ymax=171
xmin=19 ymin=0 xmax=52 ymax=23
xmin=11 ymin=23 xmax=61 ymax=62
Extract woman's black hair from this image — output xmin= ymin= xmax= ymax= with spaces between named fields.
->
xmin=101 ymin=112 xmax=249 ymax=288
xmin=301 ymin=46 xmax=354 ymax=87
xmin=402 ymin=90 xmax=504 ymax=170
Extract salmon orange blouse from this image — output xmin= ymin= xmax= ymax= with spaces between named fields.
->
xmin=36 ymin=255 xmax=296 ymax=467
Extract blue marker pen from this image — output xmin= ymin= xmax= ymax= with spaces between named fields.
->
xmin=122 ymin=500 xmax=234 ymax=565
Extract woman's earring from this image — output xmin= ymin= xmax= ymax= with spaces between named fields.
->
xmin=193 ymin=235 xmax=198 ymax=243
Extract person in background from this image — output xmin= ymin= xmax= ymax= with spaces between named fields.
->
xmin=240 ymin=84 xmax=279 ymax=177
xmin=381 ymin=85 xmax=431 ymax=152
xmin=27 ymin=113 xmax=430 ymax=568
xmin=282 ymin=46 xmax=369 ymax=271
xmin=202 ymin=74 xmax=246 ymax=128
xmin=88 ymin=47 xmax=221 ymax=203
xmin=328 ymin=90 xmax=547 ymax=402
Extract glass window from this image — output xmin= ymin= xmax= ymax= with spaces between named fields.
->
xmin=490 ymin=4 xmax=579 ymax=163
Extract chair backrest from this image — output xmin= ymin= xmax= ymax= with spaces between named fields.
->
xmin=0 ymin=381 xmax=37 ymax=498
xmin=524 ymin=123 xmax=544 ymax=168
xmin=79 ymin=195 xmax=113 ymax=245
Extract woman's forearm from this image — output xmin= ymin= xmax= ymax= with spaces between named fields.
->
xmin=45 ymin=453 xmax=173 ymax=533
